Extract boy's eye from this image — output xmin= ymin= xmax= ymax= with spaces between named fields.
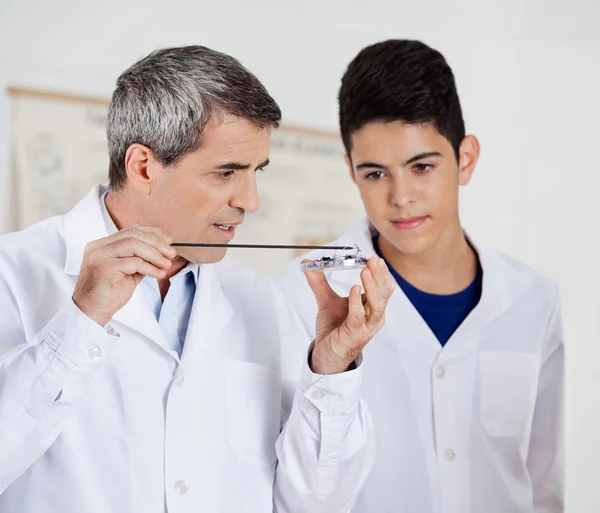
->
xmin=413 ymin=163 xmax=432 ymax=173
xmin=365 ymin=171 xmax=384 ymax=180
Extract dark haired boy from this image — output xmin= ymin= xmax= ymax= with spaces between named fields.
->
xmin=277 ymin=39 xmax=564 ymax=513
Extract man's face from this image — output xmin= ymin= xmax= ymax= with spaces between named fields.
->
xmin=145 ymin=113 xmax=271 ymax=263
xmin=347 ymin=121 xmax=476 ymax=257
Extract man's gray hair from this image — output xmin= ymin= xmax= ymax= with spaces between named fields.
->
xmin=107 ymin=45 xmax=282 ymax=189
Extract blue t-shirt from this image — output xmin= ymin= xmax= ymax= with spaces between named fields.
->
xmin=374 ymin=237 xmax=483 ymax=346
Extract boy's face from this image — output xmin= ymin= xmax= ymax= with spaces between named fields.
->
xmin=346 ymin=121 xmax=478 ymax=256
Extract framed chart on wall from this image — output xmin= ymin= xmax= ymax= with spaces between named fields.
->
xmin=9 ymin=87 xmax=364 ymax=275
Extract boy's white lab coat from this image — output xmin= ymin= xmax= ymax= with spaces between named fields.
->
xmin=0 ymin=186 xmax=375 ymax=513
xmin=277 ymin=219 xmax=564 ymax=513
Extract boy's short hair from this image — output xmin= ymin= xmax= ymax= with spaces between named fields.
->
xmin=339 ymin=39 xmax=465 ymax=161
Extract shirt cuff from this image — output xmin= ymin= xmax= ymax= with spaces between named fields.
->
xmin=300 ymin=344 xmax=363 ymax=415
xmin=41 ymin=300 xmax=120 ymax=366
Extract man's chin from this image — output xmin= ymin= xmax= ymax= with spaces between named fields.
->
xmin=175 ymin=246 xmax=228 ymax=264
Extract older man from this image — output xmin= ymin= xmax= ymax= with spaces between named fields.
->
xmin=0 ymin=45 xmax=395 ymax=513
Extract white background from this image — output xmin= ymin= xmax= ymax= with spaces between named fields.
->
xmin=0 ymin=0 xmax=599 ymax=510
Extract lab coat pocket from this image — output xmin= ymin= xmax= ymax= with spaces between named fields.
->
xmin=225 ymin=361 xmax=280 ymax=467
xmin=479 ymin=351 xmax=539 ymax=437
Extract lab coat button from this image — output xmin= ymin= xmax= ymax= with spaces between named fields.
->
xmin=88 ymin=346 xmax=102 ymax=360
xmin=435 ymin=366 xmax=446 ymax=379
xmin=174 ymin=480 xmax=188 ymax=495
xmin=444 ymin=449 xmax=456 ymax=462
xmin=174 ymin=376 xmax=185 ymax=387
xmin=311 ymin=389 xmax=325 ymax=400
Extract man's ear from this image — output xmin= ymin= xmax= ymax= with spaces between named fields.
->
xmin=124 ymin=144 xmax=156 ymax=194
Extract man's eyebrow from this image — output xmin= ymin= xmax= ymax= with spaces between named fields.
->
xmin=215 ymin=158 xmax=270 ymax=171
xmin=215 ymin=162 xmax=250 ymax=170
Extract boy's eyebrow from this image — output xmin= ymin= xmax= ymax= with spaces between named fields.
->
xmin=355 ymin=151 xmax=443 ymax=171
xmin=403 ymin=151 xmax=442 ymax=165
xmin=355 ymin=162 xmax=387 ymax=172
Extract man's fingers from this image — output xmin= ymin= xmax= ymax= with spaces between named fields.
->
xmin=347 ymin=284 xmax=366 ymax=329
xmin=366 ymin=257 xmax=394 ymax=296
xmin=118 ymin=224 xmax=173 ymax=245
xmin=302 ymin=259 xmax=340 ymax=308
xmin=135 ymin=224 xmax=173 ymax=245
xmin=111 ymin=226 xmax=175 ymax=258
xmin=111 ymin=256 xmax=167 ymax=280
xmin=88 ymin=225 xmax=175 ymax=258
xmin=361 ymin=261 xmax=388 ymax=325
xmin=106 ymin=238 xmax=173 ymax=270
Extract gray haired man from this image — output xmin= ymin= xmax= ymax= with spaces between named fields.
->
xmin=0 ymin=46 xmax=395 ymax=512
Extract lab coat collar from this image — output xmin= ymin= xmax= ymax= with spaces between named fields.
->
xmin=62 ymin=185 xmax=234 ymax=361
xmin=64 ymin=185 xmax=111 ymax=277
xmin=62 ymin=185 xmax=172 ymax=353
xmin=328 ymin=218 xmax=526 ymax=354
xmin=178 ymin=262 xmax=234 ymax=373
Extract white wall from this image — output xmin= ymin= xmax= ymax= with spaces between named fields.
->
xmin=1 ymin=0 xmax=599 ymax=510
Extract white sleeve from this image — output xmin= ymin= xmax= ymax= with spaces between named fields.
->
xmin=527 ymin=288 xmax=564 ymax=512
xmin=273 ymin=287 xmax=376 ymax=513
xmin=0 ymin=285 xmax=119 ymax=492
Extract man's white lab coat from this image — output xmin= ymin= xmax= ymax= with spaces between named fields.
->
xmin=0 ymin=186 xmax=375 ymax=513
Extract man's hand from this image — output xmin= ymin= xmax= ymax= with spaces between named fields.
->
xmin=72 ymin=225 xmax=176 ymax=326
xmin=303 ymin=257 xmax=396 ymax=374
